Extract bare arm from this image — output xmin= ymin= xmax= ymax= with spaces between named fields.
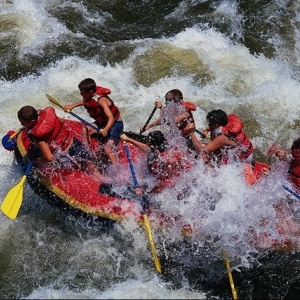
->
xmin=203 ymin=135 xmax=235 ymax=153
xmin=174 ymin=111 xmax=191 ymax=124
xmin=121 ymin=134 xmax=150 ymax=152
xmin=64 ymin=100 xmax=84 ymax=112
xmin=37 ymin=141 xmax=54 ymax=162
xmin=189 ymin=130 xmax=235 ymax=163
xmin=143 ymin=118 xmax=161 ymax=131
xmin=140 ymin=100 xmax=163 ymax=132
xmin=189 ymin=131 xmax=204 ymax=152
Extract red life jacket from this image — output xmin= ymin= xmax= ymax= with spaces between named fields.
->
xmin=83 ymin=86 xmax=121 ymax=127
xmin=211 ymin=114 xmax=253 ymax=162
xmin=177 ymin=101 xmax=197 ymax=134
xmin=28 ymin=107 xmax=73 ymax=153
xmin=147 ymin=147 xmax=191 ymax=181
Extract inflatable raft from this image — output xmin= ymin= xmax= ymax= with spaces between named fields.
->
xmin=2 ymin=119 xmax=150 ymax=223
xmin=2 ymin=117 xmax=300 ymax=254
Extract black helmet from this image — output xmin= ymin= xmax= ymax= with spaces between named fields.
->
xmin=148 ymin=131 xmax=168 ymax=152
xmin=206 ymin=109 xmax=228 ymax=126
xmin=291 ymin=138 xmax=300 ymax=150
xmin=148 ymin=131 xmax=166 ymax=146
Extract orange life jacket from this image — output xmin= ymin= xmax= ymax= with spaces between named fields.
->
xmin=243 ymin=161 xmax=270 ymax=185
xmin=28 ymin=107 xmax=73 ymax=153
xmin=83 ymin=86 xmax=121 ymax=127
xmin=211 ymin=114 xmax=253 ymax=162
xmin=177 ymin=101 xmax=197 ymax=134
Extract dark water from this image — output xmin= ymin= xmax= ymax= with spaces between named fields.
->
xmin=1 ymin=0 xmax=300 ymax=299
xmin=2 ymin=0 xmax=296 ymax=81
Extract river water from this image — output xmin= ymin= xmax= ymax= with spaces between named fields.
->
xmin=1 ymin=0 xmax=300 ymax=299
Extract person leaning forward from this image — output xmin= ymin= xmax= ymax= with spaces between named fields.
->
xmin=64 ymin=78 xmax=124 ymax=164
xmin=185 ymin=109 xmax=254 ymax=166
xmin=17 ymin=105 xmax=103 ymax=180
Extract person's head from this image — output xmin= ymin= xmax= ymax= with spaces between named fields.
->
xmin=148 ymin=130 xmax=168 ymax=152
xmin=206 ymin=109 xmax=228 ymax=129
xmin=17 ymin=105 xmax=38 ymax=128
xmin=78 ymin=78 xmax=97 ymax=100
xmin=165 ymin=89 xmax=183 ymax=105
xmin=291 ymin=138 xmax=300 ymax=159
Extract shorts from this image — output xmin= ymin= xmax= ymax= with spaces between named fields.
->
xmin=107 ymin=120 xmax=124 ymax=143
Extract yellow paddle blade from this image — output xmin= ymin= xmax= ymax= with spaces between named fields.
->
xmin=1 ymin=175 xmax=26 ymax=220
xmin=46 ymin=94 xmax=64 ymax=110
xmin=221 ymin=249 xmax=238 ymax=300
xmin=143 ymin=214 xmax=162 ymax=273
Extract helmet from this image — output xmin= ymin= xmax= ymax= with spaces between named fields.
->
xmin=148 ymin=131 xmax=168 ymax=152
xmin=2 ymin=131 xmax=17 ymax=151
xmin=148 ymin=131 xmax=166 ymax=147
xmin=206 ymin=109 xmax=228 ymax=126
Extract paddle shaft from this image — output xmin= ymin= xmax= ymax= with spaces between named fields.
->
xmin=123 ymin=142 xmax=146 ymax=213
xmin=140 ymin=107 xmax=157 ymax=134
xmin=123 ymin=141 xmax=162 ymax=273
xmin=8 ymin=128 xmax=23 ymax=140
xmin=195 ymin=128 xmax=206 ymax=138
xmin=46 ymin=94 xmax=99 ymax=132
xmin=23 ymin=162 xmax=33 ymax=176
xmin=283 ymin=184 xmax=300 ymax=200
xmin=68 ymin=111 xmax=99 ymax=131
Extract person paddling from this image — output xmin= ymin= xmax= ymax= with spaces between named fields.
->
xmin=64 ymin=78 xmax=123 ymax=164
xmin=185 ymin=109 xmax=254 ymax=166
xmin=141 ymin=89 xmax=198 ymax=150
xmin=184 ymin=109 xmax=267 ymax=185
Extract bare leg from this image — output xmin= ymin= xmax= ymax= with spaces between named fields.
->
xmin=86 ymin=162 xmax=113 ymax=183
xmin=104 ymin=139 xmax=118 ymax=164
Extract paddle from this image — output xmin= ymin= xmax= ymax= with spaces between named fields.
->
xmin=195 ymin=128 xmax=206 ymax=139
xmin=140 ymin=107 xmax=157 ymax=134
xmin=1 ymin=162 xmax=33 ymax=219
xmin=46 ymin=94 xmax=99 ymax=132
xmin=221 ymin=249 xmax=238 ymax=300
xmin=8 ymin=128 xmax=23 ymax=140
xmin=283 ymin=184 xmax=300 ymax=200
xmin=123 ymin=141 xmax=162 ymax=273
